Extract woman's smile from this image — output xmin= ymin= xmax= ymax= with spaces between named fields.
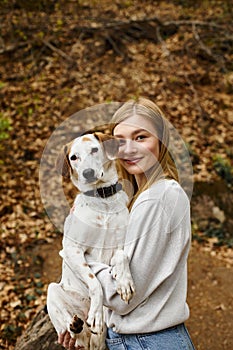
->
xmin=124 ymin=157 xmax=143 ymax=165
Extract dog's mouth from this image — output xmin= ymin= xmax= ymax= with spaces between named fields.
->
xmin=85 ymin=176 xmax=98 ymax=184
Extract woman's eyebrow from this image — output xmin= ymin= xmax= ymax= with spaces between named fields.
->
xmin=114 ymin=128 xmax=149 ymax=138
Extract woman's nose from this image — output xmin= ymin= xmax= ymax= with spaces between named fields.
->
xmin=121 ymin=140 xmax=137 ymax=154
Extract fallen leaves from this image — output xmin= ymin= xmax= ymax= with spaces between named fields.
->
xmin=0 ymin=0 xmax=232 ymax=349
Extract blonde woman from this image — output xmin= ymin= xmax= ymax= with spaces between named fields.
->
xmin=60 ymin=98 xmax=195 ymax=350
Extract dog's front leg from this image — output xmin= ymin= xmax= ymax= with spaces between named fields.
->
xmin=60 ymin=248 xmax=104 ymax=339
xmin=111 ymin=249 xmax=135 ymax=303
xmin=90 ymin=325 xmax=107 ymax=350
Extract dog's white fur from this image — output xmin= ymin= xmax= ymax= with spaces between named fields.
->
xmin=47 ymin=132 xmax=135 ymax=350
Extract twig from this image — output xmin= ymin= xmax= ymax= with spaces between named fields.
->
xmin=192 ymin=23 xmax=214 ymax=58
xmin=80 ymin=16 xmax=163 ymax=31
xmin=156 ymin=26 xmax=170 ymax=58
xmin=0 ymin=42 xmax=28 ymax=54
xmin=164 ymin=19 xmax=223 ymax=29
xmin=192 ymin=23 xmax=225 ymax=69
xmin=41 ymin=39 xmax=75 ymax=63
xmin=75 ymin=17 xmax=223 ymax=32
xmin=183 ymin=71 xmax=203 ymax=116
xmin=105 ymin=34 xmax=124 ymax=56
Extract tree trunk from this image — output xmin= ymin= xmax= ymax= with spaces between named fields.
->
xmin=15 ymin=308 xmax=63 ymax=350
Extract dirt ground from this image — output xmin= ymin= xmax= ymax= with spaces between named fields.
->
xmin=187 ymin=242 xmax=233 ymax=350
xmin=33 ymin=236 xmax=233 ymax=350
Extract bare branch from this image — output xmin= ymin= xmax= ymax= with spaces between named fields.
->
xmin=73 ymin=17 xmax=224 ymax=32
xmin=156 ymin=26 xmax=170 ymax=58
xmin=41 ymin=39 xmax=75 ymax=63
xmin=164 ymin=19 xmax=224 ymax=29
xmin=192 ymin=23 xmax=214 ymax=58
xmin=192 ymin=23 xmax=226 ymax=69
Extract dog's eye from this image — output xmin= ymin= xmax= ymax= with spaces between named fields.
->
xmin=70 ymin=155 xmax=77 ymax=161
xmin=91 ymin=147 xmax=98 ymax=154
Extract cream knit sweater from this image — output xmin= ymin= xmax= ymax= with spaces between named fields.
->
xmin=90 ymin=179 xmax=191 ymax=334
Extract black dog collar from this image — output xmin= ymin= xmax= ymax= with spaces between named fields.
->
xmin=84 ymin=182 xmax=122 ymax=198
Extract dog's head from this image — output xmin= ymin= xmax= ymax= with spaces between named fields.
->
xmin=56 ymin=132 xmax=120 ymax=191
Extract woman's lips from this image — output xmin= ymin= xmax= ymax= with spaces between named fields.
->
xmin=123 ymin=157 xmax=143 ymax=165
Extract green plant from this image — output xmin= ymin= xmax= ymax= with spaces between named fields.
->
xmin=0 ymin=114 xmax=12 ymax=141
xmin=1 ymin=324 xmax=22 ymax=345
xmin=212 ymin=154 xmax=233 ymax=186
xmin=205 ymin=222 xmax=233 ymax=247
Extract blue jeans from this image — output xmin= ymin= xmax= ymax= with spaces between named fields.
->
xmin=105 ymin=324 xmax=196 ymax=350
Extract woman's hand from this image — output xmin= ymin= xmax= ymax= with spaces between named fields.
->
xmin=58 ymin=331 xmax=84 ymax=350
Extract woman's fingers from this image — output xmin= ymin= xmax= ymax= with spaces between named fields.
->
xmin=58 ymin=332 xmax=66 ymax=344
xmin=57 ymin=331 xmax=71 ymax=348
xmin=63 ymin=332 xmax=72 ymax=348
xmin=57 ymin=331 xmax=84 ymax=350
xmin=58 ymin=331 xmax=85 ymax=350
xmin=68 ymin=336 xmax=76 ymax=350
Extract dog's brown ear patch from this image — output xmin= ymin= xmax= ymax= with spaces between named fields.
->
xmin=94 ymin=132 xmax=119 ymax=160
xmin=56 ymin=144 xmax=71 ymax=178
xmin=82 ymin=136 xmax=91 ymax=142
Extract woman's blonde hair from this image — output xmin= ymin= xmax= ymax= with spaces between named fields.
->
xmin=110 ymin=97 xmax=179 ymax=210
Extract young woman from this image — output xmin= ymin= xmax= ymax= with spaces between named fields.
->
xmin=59 ymin=97 xmax=195 ymax=350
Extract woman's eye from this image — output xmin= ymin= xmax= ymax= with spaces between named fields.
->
xmin=70 ymin=154 xmax=78 ymax=161
xmin=136 ymin=135 xmax=146 ymax=141
xmin=91 ymin=147 xmax=98 ymax=154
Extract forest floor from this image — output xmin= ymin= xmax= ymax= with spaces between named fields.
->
xmin=0 ymin=1 xmax=232 ymax=349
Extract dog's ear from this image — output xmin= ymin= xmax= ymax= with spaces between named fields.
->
xmin=56 ymin=144 xmax=72 ymax=178
xmin=94 ymin=132 xmax=120 ymax=160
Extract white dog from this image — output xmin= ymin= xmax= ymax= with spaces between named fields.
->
xmin=47 ymin=132 xmax=135 ymax=350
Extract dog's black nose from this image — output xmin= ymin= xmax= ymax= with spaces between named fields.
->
xmin=83 ymin=168 xmax=95 ymax=180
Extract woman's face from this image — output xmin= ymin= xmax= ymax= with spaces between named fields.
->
xmin=113 ymin=114 xmax=160 ymax=186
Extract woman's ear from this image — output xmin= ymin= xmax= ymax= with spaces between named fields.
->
xmin=94 ymin=132 xmax=120 ymax=160
xmin=55 ymin=144 xmax=71 ymax=178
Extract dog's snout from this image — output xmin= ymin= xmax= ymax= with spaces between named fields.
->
xmin=83 ymin=168 xmax=95 ymax=180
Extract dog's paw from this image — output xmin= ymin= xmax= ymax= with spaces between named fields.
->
xmin=86 ymin=308 xmax=103 ymax=336
xmin=111 ymin=250 xmax=135 ymax=303
xmin=69 ymin=315 xmax=84 ymax=334
xmin=114 ymin=273 xmax=135 ymax=303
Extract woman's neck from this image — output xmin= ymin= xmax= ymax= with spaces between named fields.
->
xmin=134 ymin=174 xmax=147 ymax=188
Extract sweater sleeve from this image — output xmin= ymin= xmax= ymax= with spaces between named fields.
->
xmin=89 ymin=181 xmax=191 ymax=316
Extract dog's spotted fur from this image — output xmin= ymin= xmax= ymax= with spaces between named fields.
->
xmin=47 ymin=133 xmax=135 ymax=350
